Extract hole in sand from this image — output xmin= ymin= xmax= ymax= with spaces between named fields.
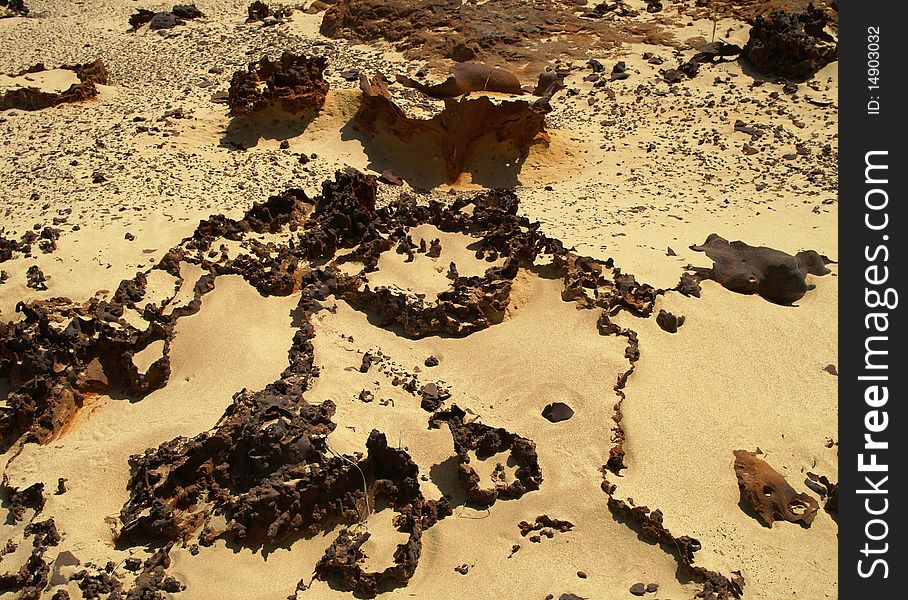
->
xmin=359 ymin=502 xmax=410 ymax=572
xmin=468 ymin=449 xmax=518 ymax=489
xmin=366 ymin=225 xmax=500 ymax=297
xmin=133 ymin=339 xmax=166 ymax=375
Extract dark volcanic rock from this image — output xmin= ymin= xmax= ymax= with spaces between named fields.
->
xmin=430 ymin=405 xmax=542 ymax=506
xmin=171 ymin=4 xmax=204 ymax=19
xmin=228 ymin=52 xmax=329 ymax=117
xmin=541 ymin=402 xmax=574 ymax=423
xmin=689 ymin=233 xmax=831 ymax=304
xmin=313 ymin=433 xmax=451 ymax=597
xmin=0 ymin=0 xmax=28 ymax=17
xmin=130 ymin=4 xmax=203 ymax=30
xmin=655 ymin=309 xmax=684 ymax=333
xmin=0 ymin=166 xmax=688 ymax=599
xmin=246 ymin=1 xmax=271 ymax=22
xmin=743 ymin=4 xmax=838 ymax=80
xmin=149 ymin=12 xmax=184 ymax=30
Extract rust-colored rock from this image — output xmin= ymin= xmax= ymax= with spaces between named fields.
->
xmin=319 ymin=0 xmax=668 ymax=67
xmin=0 ymin=60 xmax=108 ymax=111
xmin=690 ymin=233 xmax=831 ymax=304
xmin=733 ymin=450 xmax=819 ymax=527
xmin=313 ymin=432 xmax=451 ymax=598
xmin=0 ymin=167 xmax=681 ymax=599
xmin=227 ymin=52 xmax=329 ymax=117
xmin=396 ymin=63 xmax=524 ymax=98
xmin=518 ymin=515 xmax=574 ymax=537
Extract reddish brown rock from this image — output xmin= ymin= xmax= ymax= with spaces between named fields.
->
xmin=430 ymin=405 xmax=543 ymax=506
xmin=319 ymin=0 xmax=670 ymax=67
xmin=733 ymin=450 xmax=819 ymax=527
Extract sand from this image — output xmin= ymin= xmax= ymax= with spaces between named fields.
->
xmin=1 ymin=1 xmax=838 ymax=599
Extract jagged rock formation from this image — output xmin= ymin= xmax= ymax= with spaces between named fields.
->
xmin=430 ymin=405 xmax=543 ymax=506
xmin=313 ymin=433 xmax=452 ymax=597
xmin=0 ymin=60 xmax=108 ymax=111
xmin=602 ymin=478 xmax=746 ymax=599
xmin=0 ymin=227 xmax=60 ymax=262
xmin=733 ymin=450 xmax=819 ymax=527
xmin=688 ymin=233 xmax=832 ymax=304
xmin=227 ymin=52 xmax=329 ymax=117
xmin=246 ymin=0 xmax=271 ymax=22
xmin=0 ymin=258 xmax=222 ymax=449
xmin=1 ymin=168 xmax=817 ymax=598
xmin=743 ymin=3 xmax=838 ymax=80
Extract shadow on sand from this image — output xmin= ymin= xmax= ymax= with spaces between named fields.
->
xmin=220 ymin=106 xmax=319 ymax=150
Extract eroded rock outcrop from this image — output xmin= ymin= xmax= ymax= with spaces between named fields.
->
xmin=246 ymin=0 xmax=271 ymax=22
xmin=743 ymin=4 xmax=838 ymax=80
xmin=0 ymin=227 xmax=60 ymax=262
xmin=0 ymin=486 xmax=64 ymax=600
xmin=1 ymin=168 xmax=724 ymax=598
xmin=227 ymin=52 xmax=329 ymax=117
xmin=689 ymin=233 xmax=831 ymax=304
xmin=0 ymin=60 xmax=108 ymax=111
xmin=320 ymin=0 xmax=663 ymax=67
xmin=0 ymin=293 xmax=176 ymax=448
xmin=354 ymin=72 xmax=554 ymax=184
xmin=733 ymin=450 xmax=819 ymax=527
xmin=313 ymin=433 xmax=452 ymax=598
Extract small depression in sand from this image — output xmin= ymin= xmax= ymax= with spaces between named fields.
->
xmin=358 ymin=507 xmax=411 ymax=572
xmin=365 ymin=224 xmax=500 ymax=297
